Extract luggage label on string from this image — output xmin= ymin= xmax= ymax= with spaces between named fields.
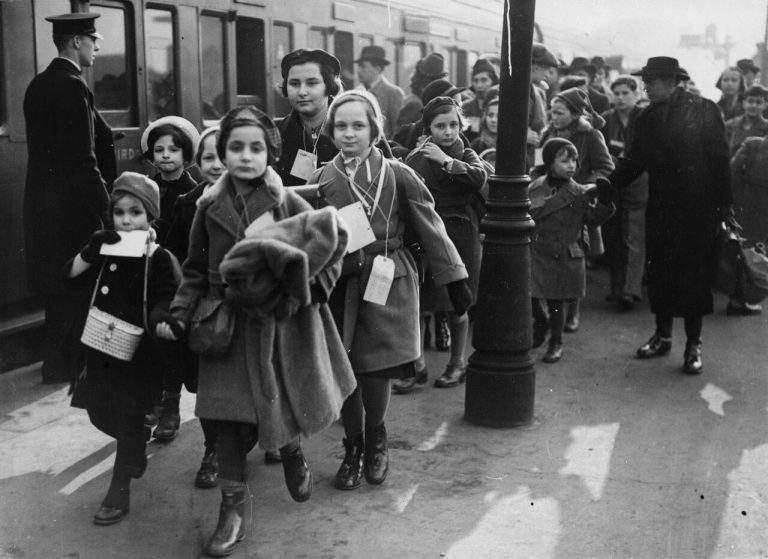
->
xmin=363 ymin=255 xmax=395 ymax=305
xmin=244 ymin=210 xmax=275 ymax=237
xmin=290 ymin=149 xmax=318 ymax=181
xmin=338 ymin=201 xmax=376 ymax=253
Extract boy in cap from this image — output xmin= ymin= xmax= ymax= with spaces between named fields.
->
xmin=356 ymin=45 xmax=404 ymax=138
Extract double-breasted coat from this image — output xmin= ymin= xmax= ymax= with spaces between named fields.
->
xmin=530 ymin=176 xmax=615 ymax=299
xmin=311 ymin=147 xmax=467 ymax=373
xmin=610 ymin=87 xmax=733 ymax=317
xmin=170 ymin=168 xmax=355 ymax=449
xmin=23 ymin=58 xmax=116 ymax=295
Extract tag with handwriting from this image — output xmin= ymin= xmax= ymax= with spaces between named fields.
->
xmin=290 ymin=149 xmax=318 ymax=181
xmin=244 ymin=211 xmax=275 ymax=237
xmin=100 ymin=230 xmax=149 ymax=257
xmin=363 ymin=255 xmax=394 ymax=305
xmin=338 ymin=202 xmax=376 ymax=253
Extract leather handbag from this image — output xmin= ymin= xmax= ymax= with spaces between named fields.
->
xmin=187 ymin=296 xmax=236 ymax=356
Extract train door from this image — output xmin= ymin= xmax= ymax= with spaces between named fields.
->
xmin=333 ymin=30 xmax=354 ymax=91
xmin=271 ymin=21 xmax=293 ymax=117
xmin=234 ymin=15 xmax=266 ymax=112
xmin=199 ymin=10 xmax=229 ymax=127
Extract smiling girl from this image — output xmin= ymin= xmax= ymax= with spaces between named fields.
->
xmin=716 ymin=66 xmax=747 ymax=121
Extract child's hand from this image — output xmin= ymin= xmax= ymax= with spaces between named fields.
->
xmin=80 ymin=230 xmax=121 ymax=263
xmin=419 ymin=141 xmax=448 ymax=164
xmin=156 ymin=321 xmax=184 ymax=341
xmin=526 ymin=128 xmax=540 ymax=146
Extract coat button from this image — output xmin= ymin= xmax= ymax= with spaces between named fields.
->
xmin=109 ymin=263 xmax=117 ymax=272
xmin=100 ymin=286 xmax=109 ymax=295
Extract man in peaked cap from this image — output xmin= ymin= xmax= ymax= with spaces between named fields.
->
xmin=23 ymin=12 xmax=116 ymax=384
xmin=356 ymin=45 xmax=404 ymax=138
xmin=610 ymin=56 xmax=735 ymax=375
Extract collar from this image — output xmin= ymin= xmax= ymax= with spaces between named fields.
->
xmin=55 ymin=56 xmax=81 ymax=72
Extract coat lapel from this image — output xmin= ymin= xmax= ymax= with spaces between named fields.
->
xmin=532 ymin=179 xmax=580 ymax=220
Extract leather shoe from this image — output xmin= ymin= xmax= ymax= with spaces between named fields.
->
xmin=93 ymin=504 xmax=129 ymax=526
xmin=204 ymin=489 xmax=245 ymax=557
xmin=280 ymin=444 xmax=312 ymax=502
xmin=195 ymin=449 xmax=218 ymax=489
xmin=433 ymin=364 xmax=466 ymax=388
xmin=636 ymin=333 xmax=672 ymax=359
xmin=364 ymin=423 xmax=389 ymax=485
xmin=683 ymin=343 xmax=703 ymax=375
xmin=392 ymin=367 xmax=428 ymax=394
xmin=542 ymin=343 xmax=563 ymax=363
xmin=335 ymin=435 xmax=364 ymax=490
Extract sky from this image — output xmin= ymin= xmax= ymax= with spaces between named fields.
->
xmin=532 ymin=0 xmax=767 ymax=99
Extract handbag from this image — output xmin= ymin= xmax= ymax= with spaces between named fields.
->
xmin=187 ymin=295 xmax=236 ymax=356
xmin=80 ymin=255 xmax=149 ymax=362
xmin=714 ymin=225 xmax=768 ymax=304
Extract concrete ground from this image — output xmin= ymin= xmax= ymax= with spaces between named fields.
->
xmin=1 ymin=272 xmax=767 ymax=558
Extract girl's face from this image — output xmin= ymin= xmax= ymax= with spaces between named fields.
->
xmin=551 ymin=149 xmax=577 ymax=179
xmin=113 ymin=194 xmax=150 ymax=232
xmin=224 ymin=125 xmax=268 ymax=182
xmin=199 ymin=134 xmax=224 ymax=183
xmin=429 ymin=109 xmax=462 ymax=147
xmin=720 ymin=70 xmax=742 ymax=96
xmin=472 ymin=71 xmax=493 ymax=94
xmin=485 ymin=104 xmax=499 ymax=134
xmin=333 ymin=101 xmax=372 ymax=158
xmin=550 ymin=99 xmax=577 ymax=130
xmin=153 ymin=134 xmax=185 ymax=178
xmin=743 ymin=95 xmax=766 ymax=117
xmin=287 ymin=62 xmax=329 ymax=119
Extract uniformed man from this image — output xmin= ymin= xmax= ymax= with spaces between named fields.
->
xmin=23 ymin=13 xmax=116 ymax=384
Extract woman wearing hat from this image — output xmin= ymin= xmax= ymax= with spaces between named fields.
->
xmin=540 ymin=86 xmax=615 ymax=332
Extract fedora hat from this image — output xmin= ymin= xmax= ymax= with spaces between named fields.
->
xmin=567 ymin=56 xmax=596 ymax=77
xmin=737 ymin=58 xmax=760 ymax=75
xmin=416 ymin=53 xmax=447 ymax=80
xmin=355 ymin=45 xmax=390 ymax=66
xmin=631 ymin=57 xmax=686 ymax=79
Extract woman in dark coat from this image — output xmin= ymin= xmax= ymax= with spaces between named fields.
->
xmin=610 ymin=57 xmax=734 ymax=375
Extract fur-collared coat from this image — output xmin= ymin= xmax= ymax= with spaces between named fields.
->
xmin=170 ymin=168 xmax=355 ymax=449
xmin=530 ymin=176 xmax=615 ymax=299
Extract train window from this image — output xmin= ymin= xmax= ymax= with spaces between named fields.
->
xmin=33 ymin=0 xmax=70 ymax=74
xmin=334 ymin=30 xmax=354 ymax=91
xmin=401 ymin=42 xmax=424 ymax=90
xmin=272 ymin=22 xmax=293 ymax=117
xmin=144 ymin=6 xmax=177 ymax=120
xmin=200 ymin=14 xmax=228 ymax=124
xmin=235 ymin=17 xmax=266 ymax=110
xmin=307 ymin=28 xmax=327 ymax=50
xmin=384 ymin=40 xmax=398 ymax=85
xmin=91 ymin=3 xmax=136 ymax=128
xmin=455 ymin=50 xmax=468 ymax=87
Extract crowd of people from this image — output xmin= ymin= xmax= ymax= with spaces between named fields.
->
xmin=23 ymin=11 xmax=764 ymax=557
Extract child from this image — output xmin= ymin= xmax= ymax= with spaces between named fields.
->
xmin=724 ymin=84 xmax=768 ymax=157
xmin=140 ymin=116 xmax=200 ymax=442
xmin=156 ymin=106 xmax=355 ymax=557
xmin=68 ymin=172 xmax=178 ymax=525
xmin=470 ymin=93 xmax=498 ymax=155
xmin=310 ymin=90 xmax=470 ymax=491
xmin=530 ymin=139 xmax=614 ymax=363
xmin=405 ymin=96 xmax=487 ymax=389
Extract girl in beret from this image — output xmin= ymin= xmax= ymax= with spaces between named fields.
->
xmin=405 ymin=97 xmax=487 ymax=389
xmin=157 ymin=106 xmax=354 ymax=557
xmin=68 ymin=172 xmax=179 ymax=526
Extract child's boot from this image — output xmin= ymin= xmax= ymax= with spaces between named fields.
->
xmin=204 ymin=482 xmax=246 ymax=557
xmin=279 ymin=441 xmax=312 ymax=502
xmin=334 ymin=434 xmax=364 ymax=490
xmin=364 ymin=422 xmax=389 ymax=485
xmin=93 ymin=469 xmax=131 ymax=526
xmin=153 ymin=391 xmax=180 ymax=441
xmin=195 ymin=448 xmax=218 ymax=489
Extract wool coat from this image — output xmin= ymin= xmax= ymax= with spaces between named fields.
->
xmin=530 ymin=176 xmax=614 ymax=299
xmin=540 ymin=118 xmax=615 ymax=184
xmin=154 ymin=170 xmax=198 ymax=243
xmin=731 ymin=136 xmax=768 ymax=242
xmin=367 ymin=76 xmax=405 ymax=139
xmin=23 ymin=58 xmax=116 ymax=295
xmin=610 ymin=87 xmax=732 ymax=317
xmin=311 ymin=147 xmax=467 ymax=373
xmin=170 ymin=168 xmax=354 ymax=449
xmin=275 ymin=111 xmax=340 ymax=186
xmin=164 ymin=180 xmax=208 ymax=262
xmin=724 ymin=114 xmax=768 ymax=156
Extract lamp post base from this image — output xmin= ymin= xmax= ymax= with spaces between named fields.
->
xmin=465 ymin=351 xmax=535 ymax=427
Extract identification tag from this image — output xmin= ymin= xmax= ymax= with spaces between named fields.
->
xmin=244 ymin=210 xmax=275 ymax=237
xmin=610 ymin=139 xmax=625 ymax=156
xmin=338 ymin=202 xmax=376 ymax=253
xmin=290 ymin=149 xmax=318 ymax=181
xmin=468 ymin=116 xmax=481 ymax=133
xmin=100 ymin=230 xmax=149 ymax=257
xmin=534 ymin=148 xmax=544 ymax=166
xmin=363 ymin=255 xmax=395 ymax=305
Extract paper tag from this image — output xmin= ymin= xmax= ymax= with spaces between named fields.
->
xmin=468 ymin=116 xmax=481 ymax=133
xmin=363 ymin=255 xmax=394 ymax=305
xmin=244 ymin=210 xmax=276 ymax=237
xmin=534 ymin=148 xmax=544 ymax=166
xmin=100 ymin=230 xmax=149 ymax=257
xmin=610 ymin=140 xmax=625 ymax=151
xmin=338 ymin=202 xmax=376 ymax=253
xmin=289 ymin=149 xmax=318 ymax=181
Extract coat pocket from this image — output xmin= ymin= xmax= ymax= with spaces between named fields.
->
xmin=188 ymin=297 xmax=236 ymax=356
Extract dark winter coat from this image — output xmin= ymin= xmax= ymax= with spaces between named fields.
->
xmin=153 ymin=170 xmax=197 ymax=243
xmin=164 ymin=180 xmax=208 ymax=262
xmin=730 ymin=136 xmax=768 ymax=242
xmin=541 ymin=118 xmax=615 ymax=184
xmin=724 ymin=114 xmax=768 ymax=156
xmin=23 ymin=58 xmax=117 ymax=295
xmin=275 ymin=111 xmax=340 ymax=186
xmin=70 ymin=246 xmax=178 ymax=414
xmin=610 ymin=87 xmax=732 ymax=316
xmin=529 ymin=176 xmax=614 ymax=299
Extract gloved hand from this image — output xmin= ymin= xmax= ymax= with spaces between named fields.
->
xmin=594 ymin=176 xmax=612 ymax=202
xmin=80 ymin=229 xmax=121 ymax=263
xmin=447 ymin=279 xmax=473 ymax=317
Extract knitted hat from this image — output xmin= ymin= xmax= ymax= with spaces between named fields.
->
xmin=324 ymin=89 xmax=385 ymax=145
xmin=472 ymin=58 xmax=499 ymax=83
xmin=541 ymin=138 xmax=577 ymax=170
xmin=421 ymin=78 xmax=466 ymax=104
xmin=111 ymin=172 xmax=161 ymax=221
xmin=140 ymin=116 xmax=200 ymax=154
xmin=531 ymin=43 xmax=558 ymax=68
xmin=416 ymin=53 xmax=447 ymax=80
xmin=554 ymin=87 xmax=605 ymax=129
xmin=217 ymin=106 xmax=282 ymax=165
xmin=422 ymin=96 xmax=461 ymax=128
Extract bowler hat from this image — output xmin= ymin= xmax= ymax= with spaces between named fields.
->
xmin=281 ymin=49 xmax=341 ymax=78
xmin=46 ymin=13 xmax=103 ymax=40
xmin=416 ymin=53 xmax=447 ymax=80
xmin=631 ymin=57 xmax=686 ymax=79
xmin=355 ymin=45 xmax=390 ymax=66
xmin=421 ymin=78 xmax=466 ymax=105
xmin=737 ymin=58 xmax=760 ymax=75
xmin=531 ymin=43 xmax=559 ymax=68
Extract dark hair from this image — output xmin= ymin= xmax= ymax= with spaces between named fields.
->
xmin=144 ymin=123 xmax=194 ymax=162
xmin=610 ymin=76 xmax=638 ymax=93
xmin=52 ymin=33 xmax=76 ymax=51
xmin=559 ymin=76 xmax=588 ymax=92
xmin=422 ymin=97 xmax=465 ymax=129
xmin=217 ymin=106 xmax=282 ymax=165
xmin=741 ymin=84 xmax=768 ymax=102
xmin=108 ymin=192 xmax=156 ymax=223
xmin=281 ymin=55 xmax=342 ymax=98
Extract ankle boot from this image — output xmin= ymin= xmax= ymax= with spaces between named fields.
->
xmin=334 ymin=434 xmax=364 ymax=490
xmin=204 ymin=488 xmax=246 ymax=557
xmin=364 ymin=423 xmax=389 ymax=485
xmin=94 ymin=474 xmax=130 ymax=526
xmin=153 ymin=392 xmax=181 ymax=441
xmin=280 ymin=443 xmax=312 ymax=502
xmin=195 ymin=449 xmax=218 ymax=489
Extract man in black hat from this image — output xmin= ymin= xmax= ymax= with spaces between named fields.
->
xmin=355 ymin=45 xmax=404 ymax=138
xmin=23 ymin=13 xmax=116 ymax=384
xmin=609 ymin=56 xmax=734 ymax=375
xmin=396 ymin=53 xmax=447 ymax=128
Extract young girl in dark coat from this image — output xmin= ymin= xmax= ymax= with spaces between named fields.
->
xmin=530 ymin=139 xmax=614 ymax=362
xmin=405 ymin=96 xmax=487 ymax=389
xmin=141 ymin=116 xmax=200 ymax=442
xmin=68 ymin=172 xmax=178 ymax=526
